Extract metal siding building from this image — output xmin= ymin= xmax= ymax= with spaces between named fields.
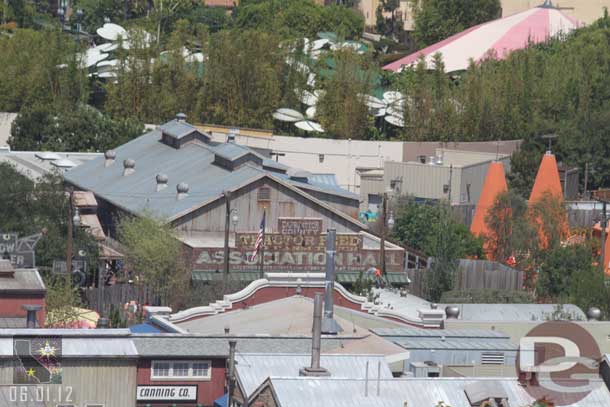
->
xmin=381 ymin=150 xmax=511 ymax=206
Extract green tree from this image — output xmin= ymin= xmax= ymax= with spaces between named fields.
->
xmin=375 ymin=0 xmax=402 ymax=38
xmin=0 ymin=29 xmax=88 ymax=112
xmin=9 ymin=104 xmax=144 ymax=152
xmin=409 ymin=0 xmax=501 ymax=47
xmin=484 ymin=190 xmax=537 ymax=270
xmin=537 ymin=244 xmax=595 ymax=300
xmin=235 ymin=0 xmax=363 ymax=39
xmin=0 ymin=163 xmax=98 ymax=268
xmin=201 ymin=29 xmax=284 ymax=128
xmin=392 ymin=198 xmax=482 ymax=258
xmin=316 ymin=49 xmax=373 ymax=139
xmin=117 ymin=215 xmax=189 ymax=308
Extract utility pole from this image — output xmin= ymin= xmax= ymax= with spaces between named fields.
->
xmin=223 ymin=191 xmax=231 ymax=292
xmin=66 ymin=190 xmax=74 ymax=285
xmin=448 ymin=164 xmax=453 ymax=204
xmin=584 ymin=162 xmax=589 ymax=199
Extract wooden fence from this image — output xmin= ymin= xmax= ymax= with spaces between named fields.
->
xmin=406 ymin=259 xmax=523 ymax=297
xmin=84 ymin=284 xmax=152 ymax=318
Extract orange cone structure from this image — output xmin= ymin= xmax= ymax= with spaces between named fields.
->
xmin=593 ymin=222 xmax=610 ymax=275
xmin=471 ymin=161 xmax=508 ymax=242
xmin=528 ymin=152 xmax=569 ymax=248
xmin=529 ymin=152 xmax=564 ymax=203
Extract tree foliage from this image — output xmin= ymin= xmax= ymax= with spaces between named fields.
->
xmin=0 ymin=163 xmax=98 ymax=270
xmin=9 ymin=104 xmax=144 ymax=152
xmin=202 ymin=29 xmax=284 ymax=128
xmin=0 ymin=29 xmax=88 ymax=112
xmin=235 ymin=0 xmax=364 ymax=39
xmin=117 ymin=215 xmax=189 ymax=308
xmin=316 ymin=49 xmax=373 ymax=139
xmin=409 ymin=0 xmax=501 ymax=48
xmin=391 ymin=198 xmax=483 ymax=302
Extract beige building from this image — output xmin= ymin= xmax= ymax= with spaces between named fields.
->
xmin=357 ymin=0 xmax=610 ymax=32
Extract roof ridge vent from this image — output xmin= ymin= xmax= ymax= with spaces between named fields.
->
xmin=177 ymin=182 xmax=189 ymax=200
xmin=104 ymin=150 xmax=116 ymax=167
xmin=160 ymin=116 xmax=210 ymax=149
xmin=156 ymin=173 xmax=168 ymax=192
xmin=123 ymin=158 xmax=135 ymax=176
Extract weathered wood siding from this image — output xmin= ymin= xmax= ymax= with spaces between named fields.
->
xmin=0 ymin=359 xmax=137 ymax=407
xmin=173 ymin=177 xmax=362 ymax=235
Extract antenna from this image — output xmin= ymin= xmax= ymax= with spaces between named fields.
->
xmin=541 ymin=134 xmax=558 ymax=154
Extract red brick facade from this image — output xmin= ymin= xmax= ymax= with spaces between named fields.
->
xmin=0 ymin=295 xmax=45 ymax=326
xmin=136 ymin=358 xmax=226 ymax=406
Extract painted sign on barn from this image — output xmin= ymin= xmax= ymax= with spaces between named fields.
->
xmin=190 ymin=218 xmax=404 ymax=273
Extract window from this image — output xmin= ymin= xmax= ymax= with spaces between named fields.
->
xmin=192 ymin=362 xmax=210 ymax=377
xmin=151 ymin=360 xmax=212 ymax=380
xmin=257 ymin=187 xmax=271 ymax=201
xmin=173 ymin=362 xmax=189 ymax=377
xmin=153 ymin=362 xmax=170 ymax=377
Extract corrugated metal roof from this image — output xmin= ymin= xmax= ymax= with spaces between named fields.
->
xmin=371 ymin=327 xmax=508 ymax=339
xmin=0 ymin=269 xmax=45 ymax=293
xmin=265 ymin=377 xmax=610 ymax=407
xmin=62 ymin=337 xmax=138 ymax=357
xmin=392 ymin=338 xmax=518 ymax=351
xmin=236 ymin=353 xmax=393 ymax=398
xmin=64 ymin=124 xmax=357 ymax=221
xmin=456 ymin=303 xmax=586 ymax=321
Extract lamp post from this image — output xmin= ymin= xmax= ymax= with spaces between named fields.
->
xmin=75 ymin=8 xmax=84 ymax=43
xmin=222 ymin=191 xmax=238 ymax=292
xmin=379 ymin=190 xmax=395 ymax=276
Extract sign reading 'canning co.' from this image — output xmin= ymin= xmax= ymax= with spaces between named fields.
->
xmin=136 ymin=385 xmax=197 ymax=401
xmin=191 ymin=217 xmax=404 ymax=273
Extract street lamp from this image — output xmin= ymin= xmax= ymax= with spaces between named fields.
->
xmin=75 ymin=9 xmax=84 ymax=43
xmin=231 ymin=210 xmax=239 ymax=230
xmin=57 ymin=6 xmax=65 ymax=28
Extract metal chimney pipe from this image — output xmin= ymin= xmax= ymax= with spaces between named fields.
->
xmin=321 ymin=229 xmax=342 ymax=334
xmin=364 ymin=361 xmax=369 ymax=397
xmin=227 ymin=340 xmax=237 ymax=407
xmin=299 ymin=293 xmax=329 ymax=377
xmin=311 ymin=293 xmax=322 ymax=370
xmin=22 ymin=305 xmax=41 ymax=328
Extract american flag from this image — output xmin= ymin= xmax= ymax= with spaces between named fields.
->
xmin=250 ymin=211 xmax=266 ymax=262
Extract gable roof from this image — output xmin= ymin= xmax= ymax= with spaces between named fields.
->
xmin=63 ymin=122 xmax=360 ymax=224
xmin=259 ymin=377 xmax=610 ymax=407
xmin=236 ymin=353 xmax=393 ymax=398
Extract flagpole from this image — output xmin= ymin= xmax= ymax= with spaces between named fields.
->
xmin=259 ymin=226 xmax=265 ymax=279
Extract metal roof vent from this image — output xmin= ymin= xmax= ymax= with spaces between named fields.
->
xmin=445 ymin=306 xmax=460 ymax=319
xmin=156 ymin=173 xmax=168 ymax=192
xmin=104 ymin=150 xmax=116 ymax=167
xmin=177 ymin=182 xmax=189 ymax=200
xmin=587 ymin=307 xmax=601 ymax=321
xmin=176 ymin=112 xmax=187 ymax=122
xmin=227 ymin=133 xmax=236 ymax=143
xmin=123 ymin=158 xmax=135 ymax=176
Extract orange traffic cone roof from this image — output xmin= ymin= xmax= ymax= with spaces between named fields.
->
xmin=471 ymin=161 xmax=508 ymax=238
xmin=529 ymin=152 xmax=563 ymax=203
xmin=528 ymin=152 xmax=569 ymax=248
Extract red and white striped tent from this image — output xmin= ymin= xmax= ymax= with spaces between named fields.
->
xmin=384 ymin=1 xmax=580 ymax=73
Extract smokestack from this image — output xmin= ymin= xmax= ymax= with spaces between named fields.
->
xmin=300 ymin=293 xmax=329 ymax=377
xmin=227 ymin=340 xmax=237 ymax=407
xmin=321 ymin=229 xmax=342 ymax=334
xmin=22 ymin=304 xmax=41 ymax=328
